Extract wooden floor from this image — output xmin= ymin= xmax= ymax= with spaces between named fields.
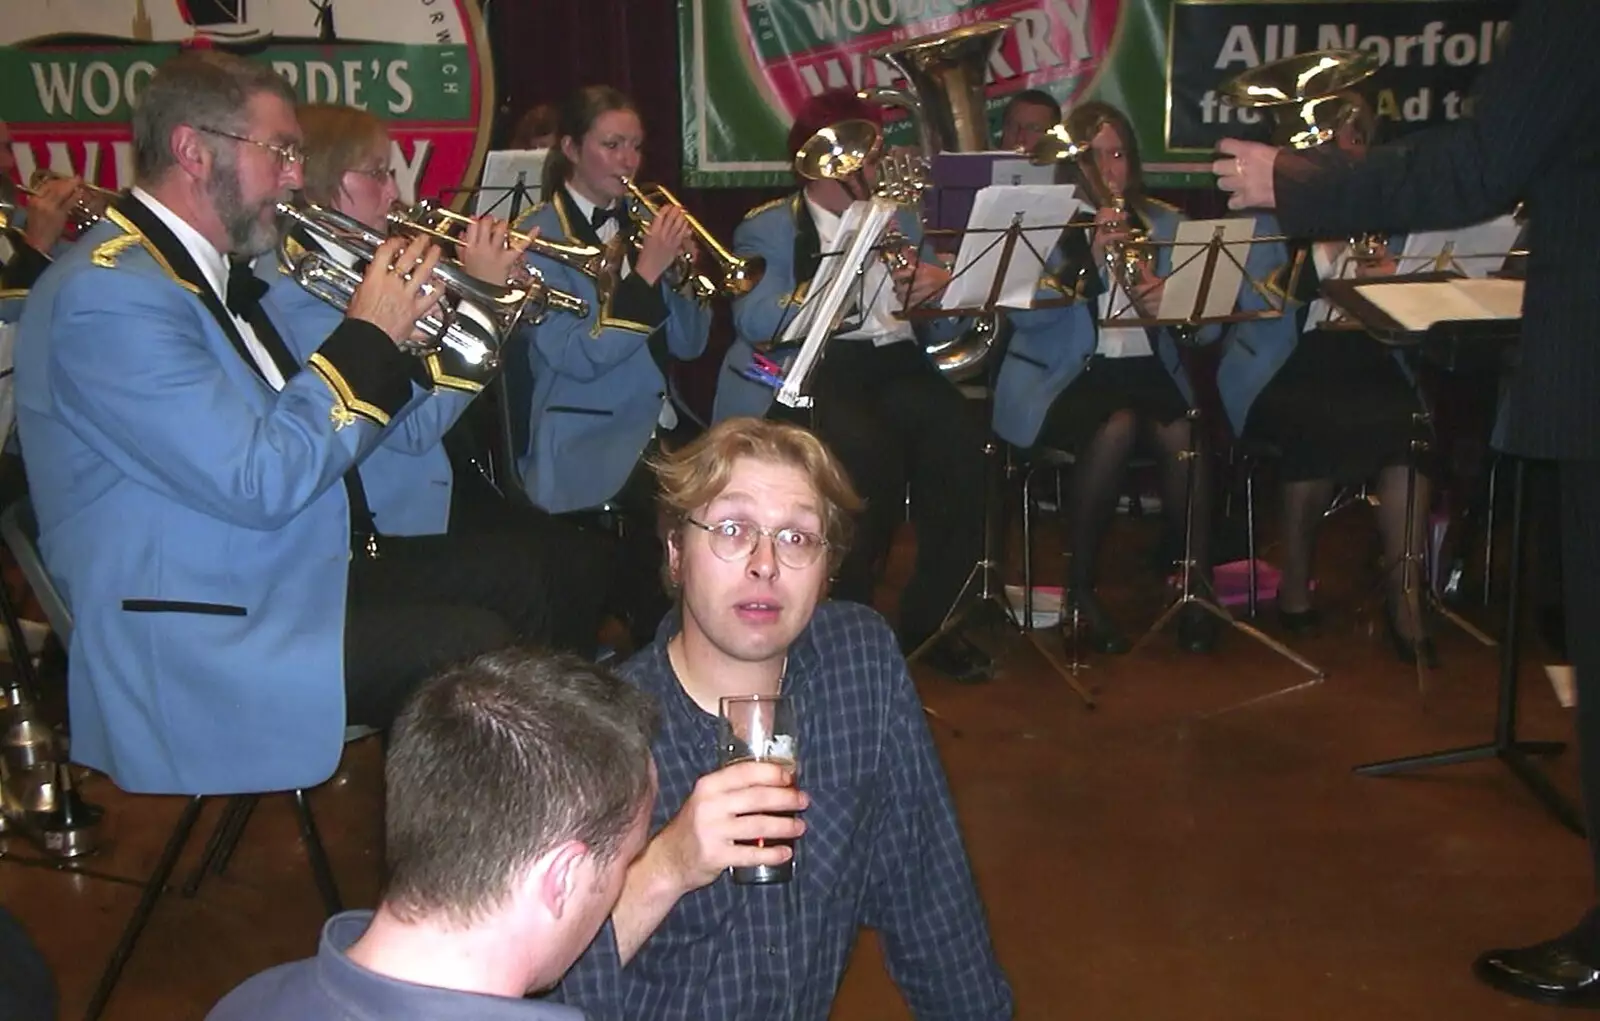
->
xmin=2 ymin=503 xmax=1591 ymax=1020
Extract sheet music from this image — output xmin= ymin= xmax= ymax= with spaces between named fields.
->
xmin=476 ymin=149 xmax=549 ymax=216
xmin=1396 ymin=214 xmax=1521 ymax=277
xmin=1357 ymin=278 xmax=1525 ymax=331
xmin=941 ymin=184 xmax=1081 ymax=311
xmin=776 ymin=199 xmax=900 ymax=408
xmin=1156 ymin=217 xmax=1256 ymax=321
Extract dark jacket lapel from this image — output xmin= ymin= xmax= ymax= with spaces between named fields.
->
xmin=791 ymin=193 xmax=821 ymax=288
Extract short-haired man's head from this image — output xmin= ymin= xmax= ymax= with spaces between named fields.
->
xmin=1000 ymin=89 xmax=1061 ymax=151
xmin=132 ymin=51 xmax=296 ymax=185
xmin=653 ymin=417 xmax=863 ymax=584
xmin=297 ymin=103 xmax=387 ymax=207
xmin=382 ymin=649 xmax=659 ymax=928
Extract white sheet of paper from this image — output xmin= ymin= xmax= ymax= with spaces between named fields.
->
xmin=1156 ymin=217 xmax=1256 ymax=321
xmin=1356 ymin=278 xmax=1525 ymax=331
xmin=942 ymin=185 xmax=1081 ymax=311
xmin=1396 ymin=214 xmax=1521 ymax=277
xmin=988 ymin=159 xmax=1056 ymax=187
xmin=476 ymin=149 xmax=548 ymax=217
xmin=776 ymin=199 xmax=900 ymax=408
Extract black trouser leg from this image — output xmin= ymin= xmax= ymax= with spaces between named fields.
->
xmin=1559 ymin=459 xmax=1600 ymax=892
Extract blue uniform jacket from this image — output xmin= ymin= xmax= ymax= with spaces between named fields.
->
xmin=260 ymin=243 xmax=478 ymax=537
xmin=991 ymin=200 xmax=1226 ymax=449
xmin=514 ymin=189 xmax=710 ymax=513
xmin=714 ymin=192 xmax=967 ymax=422
xmin=1216 ymin=215 xmax=1411 ymax=436
xmin=15 ymin=196 xmax=423 ymax=795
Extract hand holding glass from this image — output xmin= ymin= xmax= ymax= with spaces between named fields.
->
xmin=717 ymin=694 xmax=799 ymax=884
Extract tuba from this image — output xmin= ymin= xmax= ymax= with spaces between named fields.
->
xmin=1219 ymin=50 xmax=1389 ymax=265
xmin=277 ymin=202 xmax=587 ymax=384
xmin=620 ymin=178 xmax=765 ymax=301
xmin=854 ymin=20 xmax=1015 ymax=381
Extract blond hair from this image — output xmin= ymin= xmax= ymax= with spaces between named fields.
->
xmin=296 ymin=103 xmax=388 ymax=207
xmin=653 ymin=418 xmax=863 ymax=580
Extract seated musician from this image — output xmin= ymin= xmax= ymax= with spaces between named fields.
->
xmin=265 ymin=102 xmax=609 ymax=657
xmin=0 ymin=118 xmax=82 ymax=290
xmin=713 ymin=89 xmax=994 ymax=684
xmin=993 ymin=101 xmax=1220 ymax=654
xmin=14 ymin=52 xmax=524 ymax=795
xmin=516 ymin=85 xmax=711 ymax=649
xmin=1218 ymin=94 xmax=1436 ymax=664
xmin=206 ymin=649 xmax=658 ymax=1020
xmin=554 ymin=417 xmax=1014 ymax=1021
xmin=999 ymin=88 xmax=1061 ymax=154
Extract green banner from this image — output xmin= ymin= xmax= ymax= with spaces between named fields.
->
xmin=679 ymin=0 xmax=1515 ymax=188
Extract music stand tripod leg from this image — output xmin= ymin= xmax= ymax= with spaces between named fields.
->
xmin=1352 ymin=457 xmax=1583 ymax=836
xmin=1130 ymin=409 xmax=1327 ymax=681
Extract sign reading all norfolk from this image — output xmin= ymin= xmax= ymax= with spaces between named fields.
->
xmin=0 ymin=0 xmax=494 ymax=203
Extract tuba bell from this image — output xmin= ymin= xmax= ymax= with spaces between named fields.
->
xmin=277 ymin=202 xmax=588 ymax=384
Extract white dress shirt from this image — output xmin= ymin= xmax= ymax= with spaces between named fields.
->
xmin=1095 ymin=259 xmax=1154 ymax=359
xmin=805 ymin=193 xmax=914 ymax=347
xmin=133 ymin=187 xmax=287 ymax=390
xmin=565 ymin=189 xmax=632 ymax=278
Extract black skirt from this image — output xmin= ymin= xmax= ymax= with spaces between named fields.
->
xmin=1244 ymin=329 xmax=1426 ymax=483
xmin=1035 ymin=354 xmax=1189 ymax=453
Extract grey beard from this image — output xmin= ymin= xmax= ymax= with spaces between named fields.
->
xmin=208 ymin=154 xmax=280 ymax=257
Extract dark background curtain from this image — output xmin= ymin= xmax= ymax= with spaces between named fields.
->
xmin=482 ymin=0 xmax=1227 ymax=419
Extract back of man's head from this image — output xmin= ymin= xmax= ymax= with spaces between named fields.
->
xmin=382 ymin=649 xmax=659 ymax=930
xmin=132 ymin=50 xmax=295 ymax=186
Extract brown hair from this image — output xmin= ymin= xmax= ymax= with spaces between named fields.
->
xmin=511 ymin=102 xmax=559 ymax=150
xmin=296 ymin=103 xmax=388 ymax=207
xmin=1063 ymin=101 xmax=1146 ymax=208
xmin=383 ymin=649 xmax=658 ymax=928
xmin=542 ymin=85 xmax=639 ymax=199
xmin=653 ymin=417 xmax=863 ymax=582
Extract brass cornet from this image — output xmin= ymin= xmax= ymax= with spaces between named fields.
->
xmin=1030 ymin=119 xmax=1153 ymax=293
xmin=0 ymin=171 xmax=120 ymax=236
xmin=387 ymin=198 xmax=624 ymax=285
xmin=277 ymin=202 xmax=588 ymax=384
xmin=619 ymin=178 xmax=765 ymax=301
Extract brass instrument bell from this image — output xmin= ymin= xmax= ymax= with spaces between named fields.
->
xmin=1217 ymin=49 xmax=1380 ymax=150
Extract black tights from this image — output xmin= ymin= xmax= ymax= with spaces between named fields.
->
xmin=1277 ymin=464 xmax=1432 ymax=640
xmin=1067 ymin=410 xmax=1210 ymax=602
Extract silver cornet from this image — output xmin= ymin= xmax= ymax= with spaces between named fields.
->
xmin=276 ymin=202 xmax=588 ymax=383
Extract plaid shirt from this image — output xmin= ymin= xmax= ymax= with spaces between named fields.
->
xmin=555 ymin=601 xmax=1014 ymax=1021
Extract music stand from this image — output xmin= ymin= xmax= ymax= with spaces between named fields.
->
xmin=1322 ymin=274 xmax=1518 ymax=688
xmin=1108 ymin=226 xmax=1326 ymax=682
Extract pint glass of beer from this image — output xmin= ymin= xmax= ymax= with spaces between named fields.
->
xmin=717 ymin=694 xmax=798 ymax=885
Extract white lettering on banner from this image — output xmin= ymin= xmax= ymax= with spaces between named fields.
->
xmin=392 ymin=139 xmax=431 ymax=205
xmin=28 ymin=61 xmax=158 ymax=117
xmin=797 ymin=0 xmax=997 ymax=43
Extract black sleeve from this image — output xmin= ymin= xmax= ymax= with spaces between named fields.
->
xmin=0 ymin=236 xmax=51 ymax=290
xmin=608 ymin=272 xmax=670 ymax=329
xmin=308 ymin=318 xmax=418 ymax=422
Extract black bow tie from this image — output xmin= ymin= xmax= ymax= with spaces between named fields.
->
xmin=590 ymin=204 xmax=624 ymax=231
xmin=226 ymin=257 xmax=269 ymax=319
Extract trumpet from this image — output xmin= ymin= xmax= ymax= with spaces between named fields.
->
xmin=0 ymin=171 xmax=121 ymax=236
xmin=619 ymin=178 xmax=765 ymax=301
xmin=276 ymin=202 xmax=587 ymax=384
xmin=386 ymin=198 xmax=624 ymax=285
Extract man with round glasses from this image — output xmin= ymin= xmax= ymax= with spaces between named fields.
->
xmin=553 ymin=416 xmax=1013 ymax=1021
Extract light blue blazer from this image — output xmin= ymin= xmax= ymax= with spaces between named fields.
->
xmin=715 ymin=192 xmax=967 ymax=422
xmin=15 ymin=199 xmax=419 ymax=795
xmin=260 ymin=245 xmax=477 ymax=537
xmin=514 ymin=191 xmax=710 ymax=513
xmin=991 ymin=200 xmax=1216 ymax=449
xmin=1216 ymin=215 xmax=1410 ymax=436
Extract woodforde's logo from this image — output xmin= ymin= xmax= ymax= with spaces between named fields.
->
xmin=0 ymin=0 xmax=493 ymax=204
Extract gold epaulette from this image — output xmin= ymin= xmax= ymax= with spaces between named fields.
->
xmin=90 ymin=234 xmax=142 ymax=270
xmin=1144 ymin=195 xmax=1180 ymax=214
xmin=0 ymin=288 xmax=28 ymax=301
xmin=514 ymin=200 xmax=549 ymax=234
xmin=742 ymin=195 xmax=789 ymax=222
xmin=94 ymin=209 xmax=203 ymax=295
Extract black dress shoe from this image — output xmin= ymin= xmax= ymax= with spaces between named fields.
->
xmin=1474 ymin=931 xmax=1600 ymax=1007
xmin=919 ymin=634 xmax=994 ymax=685
xmin=1278 ymin=606 xmax=1321 ymax=636
xmin=1176 ymin=604 xmax=1221 ymax=653
xmin=1384 ymin=608 xmax=1440 ymax=669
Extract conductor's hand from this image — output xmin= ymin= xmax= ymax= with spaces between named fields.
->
xmin=346 ymin=234 xmax=445 ymax=345
xmin=459 ymin=215 xmax=534 ymax=285
xmin=21 ymin=175 xmax=80 ymax=253
xmin=892 ymin=259 xmax=952 ymax=307
xmin=636 ymin=204 xmax=694 ymax=285
xmin=1213 ymin=138 xmax=1279 ymax=211
xmin=649 ymin=760 xmax=808 ymax=896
